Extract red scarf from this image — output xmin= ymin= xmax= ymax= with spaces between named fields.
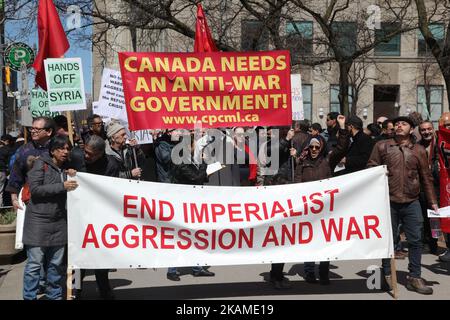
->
xmin=244 ymin=143 xmax=257 ymax=183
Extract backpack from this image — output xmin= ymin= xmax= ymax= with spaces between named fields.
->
xmin=21 ymin=162 xmax=48 ymax=204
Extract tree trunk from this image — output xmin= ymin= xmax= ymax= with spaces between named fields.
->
xmin=338 ymin=62 xmax=352 ymax=116
xmin=424 ymin=84 xmax=431 ymax=119
xmin=130 ymin=27 xmax=137 ymax=52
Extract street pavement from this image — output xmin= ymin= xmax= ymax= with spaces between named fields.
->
xmin=1 ymin=248 xmax=450 ymax=300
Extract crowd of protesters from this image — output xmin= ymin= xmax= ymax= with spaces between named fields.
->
xmin=6 ymin=109 xmax=450 ymax=299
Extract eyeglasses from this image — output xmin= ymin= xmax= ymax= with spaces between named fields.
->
xmin=30 ymin=127 xmax=46 ymax=133
xmin=309 ymin=145 xmax=320 ymax=150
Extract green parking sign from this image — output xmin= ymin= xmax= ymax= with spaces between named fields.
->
xmin=4 ymin=42 xmax=35 ymax=71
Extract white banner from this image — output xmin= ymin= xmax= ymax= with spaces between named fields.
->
xmin=68 ymin=166 xmax=393 ymax=269
xmin=15 ymin=188 xmax=26 ymax=250
xmin=291 ymin=74 xmax=304 ymax=121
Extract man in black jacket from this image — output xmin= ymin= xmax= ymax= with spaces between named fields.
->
xmin=76 ymin=135 xmax=119 ymax=300
xmin=0 ymin=134 xmax=15 ymax=206
xmin=340 ymin=115 xmax=374 ymax=175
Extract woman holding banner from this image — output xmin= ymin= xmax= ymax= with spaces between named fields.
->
xmin=290 ymin=115 xmax=349 ymax=285
xmin=22 ymin=135 xmax=78 ymax=300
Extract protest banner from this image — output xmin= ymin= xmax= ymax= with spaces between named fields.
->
xmin=44 ymin=57 xmax=86 ymax=112
xmin=291 ymin=74 xmax=304 ymax=121
xmin=96 ymin=68 xmax=128 ymax=123
xmin=30 ymin=89 xmax=61 ymax=118
xmin=95 ymin=68 xmax=153 ymax=144
xmin=118 ymin=51 xmax=292 ymax=130
xmin=68 ymin=166 xmax=393 ymax=269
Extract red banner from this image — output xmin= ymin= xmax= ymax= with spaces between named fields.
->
xmin=438 ymin=126 xmax=450 ymax=233
xmin=118 ymin=51 xmax=292 ymax=130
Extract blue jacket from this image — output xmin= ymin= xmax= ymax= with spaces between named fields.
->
xmin=5 ymin=140 xmax=50 ymax=194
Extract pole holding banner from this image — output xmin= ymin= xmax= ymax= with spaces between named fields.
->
xmin=390 ymin=258 xmax=399 ymax=299
xmin=66 ymin=111 xmax=74 ymax=145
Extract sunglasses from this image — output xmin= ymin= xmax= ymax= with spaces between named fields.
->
xmin=309 ymin=145 xmax=320 ymax=150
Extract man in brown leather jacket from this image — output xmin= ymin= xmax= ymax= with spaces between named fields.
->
xmin=368 ymin=116 xmax=438 ymax=295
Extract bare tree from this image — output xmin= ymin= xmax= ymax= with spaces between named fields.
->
xmin=5 ymin=0 xmax=420 ymax=118
xmin=415 ymin=0 xmax=450 ymax=110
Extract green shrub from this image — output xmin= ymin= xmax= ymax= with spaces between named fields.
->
xmin=0 ymin=210 xmax=16 ymax=225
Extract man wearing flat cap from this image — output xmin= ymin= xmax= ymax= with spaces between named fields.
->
xmin=368 ymin=116 xmax=438 ymax=295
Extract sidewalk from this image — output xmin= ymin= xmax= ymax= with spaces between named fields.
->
xmin=1 ymin=249 xmax=450 ymax=300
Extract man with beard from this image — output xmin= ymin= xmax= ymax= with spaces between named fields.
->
xmin=323 ymin=112 xmax=340 ymax=153
xmin=418 ymin=121 xmax=441 ymax=254
xmin=368 ymin=117 xmax=438 ymax=295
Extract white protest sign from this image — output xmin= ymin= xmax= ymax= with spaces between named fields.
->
xmin=428 ymin=206 xmax=450 ymax=218
xmin=68 ymin=166 xmax=393 ymax=269
xmin=97 ymin=68 xmax=127 ymax=122
xmin=130 ymin=129 xmax=153 ymax=145
xmin=291 ymin=74 xmax=304 ymax=121
xmin=92 ymin=101 xmax=111 ymax=123
xmin=44 ymin=57 xmax=86 ymax=112
xmin=97 ymin=69 xmax=152 ymax=144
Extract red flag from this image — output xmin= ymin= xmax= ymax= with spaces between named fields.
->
xmin=194 ymin=3 xmax=218 ymax=52
xmin=32 ymin=0 xmax=70 ymax=90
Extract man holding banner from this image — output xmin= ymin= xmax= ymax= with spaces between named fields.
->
xmin=368 ymin=116 xmax=438 ymax=295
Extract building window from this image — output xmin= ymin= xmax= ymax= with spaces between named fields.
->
xmin=241 ymin=20 xmax=269 ymax=51
xmin=418 ymin=23 xmax=444 ymax=56
xmin=417 ymin=85 xmax=443 ymax=124
xmin=375 ymin=23 xmax=401 ymax=56
xmin=331 ymin=22 xmax=357 ymax=57
xmin=330 ymin=85 xmax=353 ymax=113
xmin=286 ymin=21 xmax=313 ymax=63
xmin=302 ymin=84 xmax=312 ymax=121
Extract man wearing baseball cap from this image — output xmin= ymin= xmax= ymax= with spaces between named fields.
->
xmin=368 ymin=116 xmax=438 ymax=295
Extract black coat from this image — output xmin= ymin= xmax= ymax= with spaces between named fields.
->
xmin=23 ymin=155 xmax=69 ymax=247
xmin=171 ymin=162 xmax=208 ymax=185
xmin=85 ymin=154 xmax=120 ymax=177
xmin=342 ymin=130 xmax=375 ymax=174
